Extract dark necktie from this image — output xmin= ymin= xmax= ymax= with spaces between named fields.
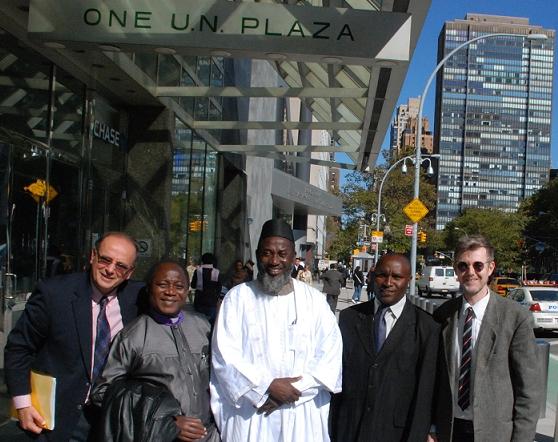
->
xmin=92 ymin=296 xmax=111 ymax=383
xmin=458 ymin=307 xmax=474 ymax=410
xmin=374 ymin=303 xmax=388 ymax=352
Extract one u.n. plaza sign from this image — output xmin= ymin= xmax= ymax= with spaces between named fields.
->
xmin=28 ymin=0 xmax=412 ymax=65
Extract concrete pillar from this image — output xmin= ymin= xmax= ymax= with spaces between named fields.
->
xmin=124 ymin=106 xmax=174 ymax=278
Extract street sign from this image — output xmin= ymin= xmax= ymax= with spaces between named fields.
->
xmin=404 ymin=224 xmax=413 ymax=236
xmin=403 ymin=198 xmax=429 ymax=223
xmin=371 ymin=230 xmax=384 ymax=243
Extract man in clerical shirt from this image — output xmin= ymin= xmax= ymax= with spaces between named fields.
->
xmin=210 ymin=219 xmax=343 ymax=442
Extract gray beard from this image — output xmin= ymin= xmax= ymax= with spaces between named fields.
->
xmin=257 ymin=264 xmax=292 ymax=295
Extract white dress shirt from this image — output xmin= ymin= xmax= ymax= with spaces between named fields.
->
xmin=374 ymin=295 xmax=407 ymax=339
xmin=453 ymin=290 xmax=490 ymax=420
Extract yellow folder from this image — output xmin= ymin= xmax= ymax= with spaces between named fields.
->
xmin=11 ymin=371 xmax=56 ymax=430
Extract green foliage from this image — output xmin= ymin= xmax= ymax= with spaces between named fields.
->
xmin=328 ymin=156 xmax=437 ymax=258
xmin=519 ymin=178 xmax=558 ymax=272
xmin=443 ymin=208 xmax=527 ymax=273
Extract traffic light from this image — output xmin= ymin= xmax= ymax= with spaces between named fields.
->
xmin=419 ymin=231 xmax=427 ymax=244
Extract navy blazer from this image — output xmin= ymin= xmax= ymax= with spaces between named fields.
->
xmin=4 ymin=272 xmax=144 ymax=441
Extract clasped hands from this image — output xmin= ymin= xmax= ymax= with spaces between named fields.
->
xmin=257 ymin=376 xmax=301 ymax=416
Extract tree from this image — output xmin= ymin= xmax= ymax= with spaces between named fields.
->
xmin=443 ymin=208 xmax=526 ymax=274
xmin=328 ymin=151 xmax=437 ymax=259
xmin=520 ymin=178 xmax=558 ymax=273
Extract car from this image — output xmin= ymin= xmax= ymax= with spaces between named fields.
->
xmin=508 ymin=286 xmax=558 ymax=333
xmin=417 ymin=266 xmax=460 ymax=298
xmin=489 ymin=276 xmax=521 ymax=296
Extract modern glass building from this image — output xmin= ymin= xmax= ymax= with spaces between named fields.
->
xmin=0 ymin=0 xmax=431 ymax=324
xmin=434 ymin=14 xmax=555 ymax=230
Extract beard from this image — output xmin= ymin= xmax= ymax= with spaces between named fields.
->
xmin=256 ymin=261 xmax=292 ymax=295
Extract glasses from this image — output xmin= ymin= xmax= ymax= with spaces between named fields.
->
xmin=94 ymin=250 xmax=134 ymax=275
xmin=456 ymin=261 xmax=492 ymax=273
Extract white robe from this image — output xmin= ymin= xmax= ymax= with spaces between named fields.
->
xmin=210 ymin=278 xmax=342 ymax=442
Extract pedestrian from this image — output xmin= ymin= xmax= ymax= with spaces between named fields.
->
xmin=365 ymin=265 xmax=376 ymax=301
xmin=429 ymin=234 xmax=541 ymax=442
xmin=321 ymin=263 xmax=345 ymax=313
xmin=191 ymin=252 xmax=222 ymax=324
xmin=291 ymin=257 xmax=304 ymax=278
xmin=331 ymin=253 xmax=439 ymax=441
xmin=225 ymin=259 xmax=250 ymax=289
xmin=91 ymin=260 xmax=219 ymax=441
xmin=4 ymin=232 xmax=143 ymax=441
xmin=297 ymin=266 xmax=313 ymax=285
xmin=186 ymin=257 xmax=198 ymax=304
xmin=244 ymin=259 xmax=255 ymax=281
xmin=210 ymin=219 xmax=342 ymax=442
xmin=351 ymin=266 xmax=364 ymax=303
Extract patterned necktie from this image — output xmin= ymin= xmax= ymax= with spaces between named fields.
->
xmin=458 ymin=307 xmax=474 ymax=410
xmin=92 ymin=296 xmax=111 ymax=383
xmin=374 ymin=304 xmax=388 ymax=352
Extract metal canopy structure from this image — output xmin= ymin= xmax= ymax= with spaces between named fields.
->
xmin=0 ymin=0 xmax=431 ymax=171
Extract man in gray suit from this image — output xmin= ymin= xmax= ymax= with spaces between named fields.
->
xmin=429 ymin=235 xmax=541 ymax=442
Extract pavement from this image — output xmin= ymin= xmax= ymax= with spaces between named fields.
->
xmin=0 ymin=281 xmax=555 ymax=441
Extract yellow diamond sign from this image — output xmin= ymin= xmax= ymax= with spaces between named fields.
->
xmin=403 ymin=198 xmax=429 ymax=223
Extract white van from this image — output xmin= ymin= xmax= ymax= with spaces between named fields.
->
xmin=417 ymin=266 xmax=460 ymax=298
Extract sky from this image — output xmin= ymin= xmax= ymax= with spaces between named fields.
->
xmin=339 ymin=0 xmax=558 ymax=180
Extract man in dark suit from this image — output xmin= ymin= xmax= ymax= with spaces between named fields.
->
xmin=430 ymin=235 xmax=541 ymax=442
xmin=331 ymin=253 xmax=440 ymax=441
xmin=5 ymin=232 xmax=144 ymax=441
xmin=321 ymin=263 xmax=345 ymax=313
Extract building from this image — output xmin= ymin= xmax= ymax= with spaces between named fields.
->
xmin=435 ymin=14 xmax=555 ymax=230
xmin=0 ymin=0 xmax=431 ymax=336
xmin=401 ymin=115 xmax=433 ymax=155
xmin=390 ymin=96 xmax=420 ymax=158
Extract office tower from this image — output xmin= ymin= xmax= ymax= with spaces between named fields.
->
xmin=435 ymin=14 xmax=554 ymax=230
xmin=390 ymin=96 xmax=420 ymax=157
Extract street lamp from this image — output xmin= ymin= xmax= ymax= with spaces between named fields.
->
xmin=408 ymin=32 xmax=547 ymax=297
xmin=373 ymin=154 xmax=438 ymax=263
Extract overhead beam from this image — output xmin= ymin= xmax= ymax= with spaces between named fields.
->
xmin=155 ymin=86 xmax=368 ymax=99
xmin=243 ymin=151 xmax=359 ymax=170
xmin=190 ymin=121 xmax=362 ymax=130
xmin=216 ymin=144 xmax=357 ymax=153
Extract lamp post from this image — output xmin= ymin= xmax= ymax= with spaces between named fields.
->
xmin=408 ymin=32 xmax=547 ymax=297
xmin=373 ymin=154 xmax=438 ymax=263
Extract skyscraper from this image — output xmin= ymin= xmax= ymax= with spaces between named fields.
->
xmin=390 ymin=96 xmax=420 ymax=157
xmin=434 ymin=14 xmax=554 ymax=230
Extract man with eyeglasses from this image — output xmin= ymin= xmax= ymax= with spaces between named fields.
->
xmin=429 ymin=234 xmax=541 ymax=442
xmin=5 ymin=231 xmax=144 ymax=441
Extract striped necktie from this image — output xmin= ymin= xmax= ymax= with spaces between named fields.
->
xmin=92 ymin=296 xmax=111 ymax=383
xmin=458 ymin=307 xmax=474 ymax=410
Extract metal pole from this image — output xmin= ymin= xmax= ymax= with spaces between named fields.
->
xmin=408 ymin=32 xmax=541 ymax=296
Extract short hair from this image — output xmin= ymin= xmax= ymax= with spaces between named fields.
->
xmin=201 ymin=252 xmax=215 ymax=265
xmin=145 ymin=259 xmax=186 ymax=286
xmin=376 ymin=253 xmax=411 ymax=275
xmin=95 ymin=232 xmax=139 ymax=260
xmin=454 ymin=234 xmax=495 ymax=261
xmin=330 ymin=263 xmax=336 ymax=269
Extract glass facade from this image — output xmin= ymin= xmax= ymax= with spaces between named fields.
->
xmin=435 ymin=17 xmax=554 ymax=229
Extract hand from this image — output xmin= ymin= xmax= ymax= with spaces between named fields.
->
xmin=256 ymin=397 xmax=282 ymax=416
xmin=17 ymin=406 xmax=46 ymax=434
xmin=175 ymin=416 xmax=207 ymax=442
xmin=426 ymin=433 xmax=438 ymax=442
xmin=267 ymin=377 xmax=302 ymax=404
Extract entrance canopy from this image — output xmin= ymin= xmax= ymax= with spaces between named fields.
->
xmin=1 ymin=0 xmax=430 ymax=171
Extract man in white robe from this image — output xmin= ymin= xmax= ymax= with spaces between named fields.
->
xmin=211 ymin=219 xmax=342 ymax=442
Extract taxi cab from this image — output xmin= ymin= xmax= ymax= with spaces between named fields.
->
xmin=489 ymin=276 xmax=520 ymax=296
xmin=508 ymin=285 xmax=558 ymax=333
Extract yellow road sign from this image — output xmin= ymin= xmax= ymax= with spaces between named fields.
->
xmin=403 ymin=198 xmax=429 ymax=223
xmin=24 ymin=179 xmax=58 ymax=204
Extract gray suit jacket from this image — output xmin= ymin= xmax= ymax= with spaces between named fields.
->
xmin=433 ymin=291 xmax=542 ymax=442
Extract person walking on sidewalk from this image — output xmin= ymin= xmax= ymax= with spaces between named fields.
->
xmin=321 ymin=263 xmax=345 ymax=313
xmin=351 ymin=266 xmax=364 ymax=304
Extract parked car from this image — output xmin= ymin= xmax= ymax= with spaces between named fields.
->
xmin=489 ymin=276 xmax=521 ymax=296
xmin=417 ymin=266 xmax=460 ymax=298
xmin=508 ymin=286 xmax=558 ymax=333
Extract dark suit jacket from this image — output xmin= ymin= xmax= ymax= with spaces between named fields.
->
xmin=321 ymin=269 xmax=344 ymax=296
xmin=4 ymin=272 xmax=143 ymax=441
xmin=330 ymin=299 xmax=440 ymax=442
xmin=432 ymin=292 xmax=542 ymax=442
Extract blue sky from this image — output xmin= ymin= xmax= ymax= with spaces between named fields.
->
xmin=339 ymin=0 xmax=558 ymax=179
